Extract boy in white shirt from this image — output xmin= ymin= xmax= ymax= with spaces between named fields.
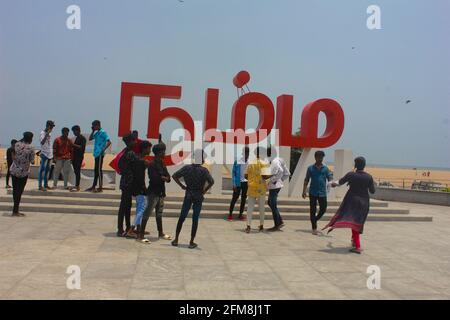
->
xmin=267 ymin=148 xmax=290 ymax=231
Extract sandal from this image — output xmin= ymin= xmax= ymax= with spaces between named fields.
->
xmin=171 ymin=240 xmax=179 ymax=247
xmin=160 ymin=234 xmax=172 ymax=240
xmin=137 ymin=238 xmax=151 ymax=244
xmin=245 ymin=226 xmax=251 ymax=234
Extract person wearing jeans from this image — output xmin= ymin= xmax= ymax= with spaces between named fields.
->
xmin=127 ymin=140 xmax=152 ymax=239
xmin=38 ymin=120 xmax=55 ymax=191
xmin=87 ymin=120 xmax=111 ymax=193
xmin=227 ymin=146 xmax=250 ymax=221
xmin=139 ymin=142 xmax=172 ymax=241
xmin=53 ymin=127 xmax=73 ymax=189
xmin=9 ymin=132 xmax=35 ymax=217
xmin=171 ymin=150 xmax=214 ymax=249
xmin=267 ymin=150 xmax=290 ymax=231
xmin=302 ymin=150 xmax=333 ymax=235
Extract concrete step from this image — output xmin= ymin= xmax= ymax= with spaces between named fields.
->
xmin=0 ymin=195 xmax=406 ymax=214
xmin=0 ymin=202 xmax=429 ymax=221
xmin=7 ymin=190 xmax=389 ymax=207
xmin=0 ymin=204 xmax=433 ymax=222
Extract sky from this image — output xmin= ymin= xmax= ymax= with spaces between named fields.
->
xmin=0 ymin=0 xmax=449 ymax=168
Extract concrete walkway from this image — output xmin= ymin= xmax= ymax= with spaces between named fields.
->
xmin=1 ymin=178 xmax=450 ymax=300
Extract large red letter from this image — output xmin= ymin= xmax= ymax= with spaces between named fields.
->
xmin=118 ymin=82 xmax=195 ymax=140
xmin=229 ymin=92 xmax=275 ymax=144
xmin=276 ymin=96 xmax=344 ymax=148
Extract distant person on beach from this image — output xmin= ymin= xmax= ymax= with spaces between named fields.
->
xmin=5 ymin=139 xmax=17 ymax=189
xmin=9 ymin=132 xmax=35 ymax=217
xmin=267 ymin=147 xmax=290 ymax=231
xmin=227 ymin=146 xmax=250 ymax=222
xmin=38 ymin=120 xmax=55 ymax=191
xmin=129 ymin=140 xmax=152 ymax=241
xmin=302 ymin=150 xmax=333 ymax=235
xmin=139 ymin=142 xmax=173 ymax=242
xmin=171 ymin=149 xmax=214 ymax=249
xmin=87 ymin=120 xmax=111 ymax=193
xmin=245 ymin=147 xmax=271 ymax=234
xmin=71 ymin=125 xmax=86 ymax=192
xmin=53 ymin=127 xmax=73 ymax=190
xmin=324 ymin=157 xmax=376 ymax=254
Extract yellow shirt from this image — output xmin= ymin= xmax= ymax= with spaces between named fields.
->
xmin=246 ymin=159 xmax=269 ymax=197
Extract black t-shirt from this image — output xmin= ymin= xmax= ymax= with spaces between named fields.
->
xmin=6 ymin=147 xmax=14 ymax=166
xmin=147 ymin=158 xmax=170 ymax=197
xmin=132 ymin=159 xmax=147 ymax=196
xmin=72 ymin=135 xmax=86 ymax=160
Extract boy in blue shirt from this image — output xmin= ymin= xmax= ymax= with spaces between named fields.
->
xmin=302 ymin=150 xmax=333 ymax=235
xmin=86 ymin=120 xmax=111 ymax=192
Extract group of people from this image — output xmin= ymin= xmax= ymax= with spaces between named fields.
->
xmin=5 ymin=121 xmax=376 ymax=253
xmin=5 ymin=119 xmax=111 ymax=216
xmin=36 ymin=120 xmax=111 ymax=193
xmin=227 ymin=148 xmax=375 ymax=254
xmin=115 ymin=134 xmax=214 ymax=249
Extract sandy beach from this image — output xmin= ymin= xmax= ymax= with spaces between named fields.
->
xmin=1 ymin=148 xmax=449 ymax=189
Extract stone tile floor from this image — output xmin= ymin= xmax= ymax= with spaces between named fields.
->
xmin=1 ymin=180 xmax=450 ymax=300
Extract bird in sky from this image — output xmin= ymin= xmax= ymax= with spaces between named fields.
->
xmin=405 ymin=100 xmax=412 ymax=104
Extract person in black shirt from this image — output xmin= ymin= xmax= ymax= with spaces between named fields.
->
xmin=117 ymin=133 xmax=141 ymax=237
xmin=138 ymin=142 xmax=172 ymax=242
xmin=6 ymin=139 xmax=17 ymax=188
xmin=171 ymin=149 xmax=214 ymax=249
xmin=70 ymin=126 xmax=86 ymax=192
xmin=129 ymin=141 xmax=152 ymax=242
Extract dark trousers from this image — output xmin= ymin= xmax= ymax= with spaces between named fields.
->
xmin=92 ymin=155 xmax=104 ymax=188
xmin=72 ymin=157 xmax=83 ymax=187
xmin=268 ymin=188 xmax=283 ymax=226
xmin=117 ymin=189 xmax=132 ymax=232
xmin=175 ymin=196 xmax=203 ymax=241
xmin=6 ymin=162 xmax=12 ymax=186
xmin=309 ymin=195 xmax=327 ymax=230
xmin=12 ymin=175 xmax=28 ymax=214
xmin=229 ymin=181 xmax=248 ymax=216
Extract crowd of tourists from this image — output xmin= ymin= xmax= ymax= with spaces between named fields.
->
xmin=5 ymin=120 xmax=375 ymax=253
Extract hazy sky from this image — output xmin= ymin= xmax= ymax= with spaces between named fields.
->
xmin=1 ymin=0 xmax=449 ymax=168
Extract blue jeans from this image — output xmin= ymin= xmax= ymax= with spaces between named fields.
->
xmin=268 ymin=188 xmax=283 ymax=227
xmin=175 ymin=195 xmax=203 ymax=240
xmin=134 ymin=195 xmax=147 ymax=226
xmin=38 ymin=154 xmax=51 ymax=188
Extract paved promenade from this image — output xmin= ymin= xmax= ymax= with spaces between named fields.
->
xmin=1 ymin=179 xmax=449 ymax=300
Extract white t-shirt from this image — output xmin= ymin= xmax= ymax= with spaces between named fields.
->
xmin=239 ymin=161 xmax=248 ymax=183
xmin=40 ymin=130 xmax=53 ymax=159
xmin=269 ymin=157 xmax=290 ymax=190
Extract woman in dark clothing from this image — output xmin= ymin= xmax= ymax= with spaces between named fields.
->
xmin=323 ymin=157 xmax=375 ymax=254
